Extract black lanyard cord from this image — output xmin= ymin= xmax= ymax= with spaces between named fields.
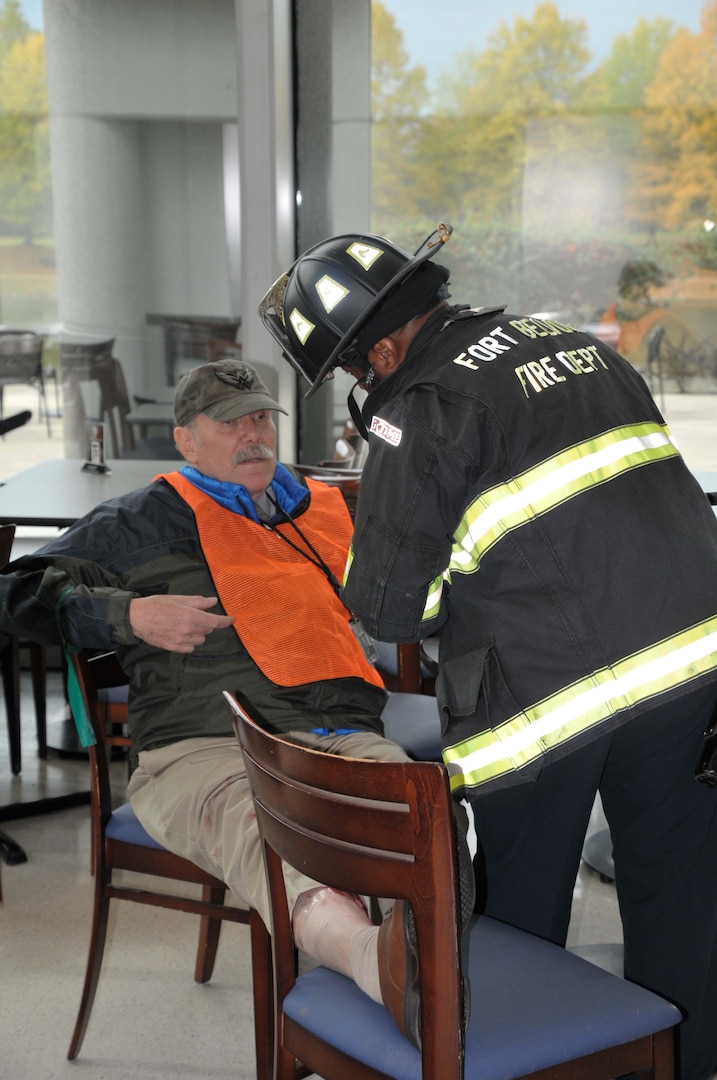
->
xmin=264 ymin=495 xmax=342 ymax=597
xmin=263 ymin=495 xmax=380 ymax=667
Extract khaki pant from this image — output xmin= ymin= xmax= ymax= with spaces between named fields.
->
xmin=127 ymin=731 xmax=410 ymax=926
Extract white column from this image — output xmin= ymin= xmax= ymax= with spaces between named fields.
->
xmin=235 ymin=0 xmax=297 ymax=461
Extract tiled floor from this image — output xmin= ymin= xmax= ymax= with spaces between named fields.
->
xmin=0 ymin=670 xmax=624 ymax=1080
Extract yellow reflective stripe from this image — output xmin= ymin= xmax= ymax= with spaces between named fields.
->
xmin=451 ymin=423 xmax=678 ymax=574
xmin=444 ymin=616 xmax=717 ymax=793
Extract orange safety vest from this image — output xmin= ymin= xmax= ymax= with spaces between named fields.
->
xmin=161 ymin=472 xmax=384 ymax=689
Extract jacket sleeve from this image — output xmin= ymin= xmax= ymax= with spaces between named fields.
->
xmin=0 ymin=489 xmax=167 ymax=648
xmin=0 ymin=555 xmax=138 ymax=649
xmin=341 ymin=385 xmax=489 ymax=642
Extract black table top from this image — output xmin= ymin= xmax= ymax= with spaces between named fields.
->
xmin=0 ymin=458 xmax=181 ymax=527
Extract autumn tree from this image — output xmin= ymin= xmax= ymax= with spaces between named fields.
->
xmin=418 ymin=3 xmax=594 ymax=225
xmin=587 ymin=18 xmax=676 ymax=112
xmin=370 ymin=2 xmax=430 ymax=225
xmin=369 ymin=1 xmax=717 ymax=322
xmin=635 ymin=2 xmax=717 ymax=234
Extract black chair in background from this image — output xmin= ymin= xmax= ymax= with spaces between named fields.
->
xmin=0 ymin=332 xmax=51 ymax=436
xmin=0 ymin=410 xmax=51 ymax=890
xmin=0 ymin=522 xmax=47 ymax=776
xmin=93 ymin=355 xmax=180 ymax=460
xmin=0 ymin=413 xmax=49 ymax=778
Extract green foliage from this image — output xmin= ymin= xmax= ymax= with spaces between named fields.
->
xmin=587 ymin=18 xmax=676 ymax=110
xmin=0 ymin=0 xmax=29 ymax=61
xmin=0 ymin=8 xmax=50 ymax=244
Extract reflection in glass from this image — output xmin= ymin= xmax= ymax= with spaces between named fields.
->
xmin=372 ymin=1 xmax=717 ymax=419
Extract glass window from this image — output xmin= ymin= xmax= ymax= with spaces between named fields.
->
xmin=371 ymin=0 xmax=717 ymax=479
xmin=0 ymin=0 xmax=243 ymax=478
xmin=0 ymin=0 xmax=61 ymax=471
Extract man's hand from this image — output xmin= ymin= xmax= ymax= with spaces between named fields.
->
xmin=129 ymin=595 xmax=235 ymax=653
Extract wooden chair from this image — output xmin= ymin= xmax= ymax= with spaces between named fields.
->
xmin=66 ymin=649 xmax=270 ymax=1077
xmin=226 ymin=690 xmax=682 ymax=1080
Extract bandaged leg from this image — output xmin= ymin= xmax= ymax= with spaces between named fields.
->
xmin=292 ymin=886 xmax=382 ymax=1003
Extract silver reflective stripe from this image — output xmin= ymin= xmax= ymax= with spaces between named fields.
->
xmin=444 ymin=616 xmax=717 ymax=792
xmin=420 ymin=422 xmax=678 ymax=624
xmin=451 ymin=422 xmax=678 ymax=576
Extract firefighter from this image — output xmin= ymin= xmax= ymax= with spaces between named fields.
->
xmin=260 ymin=224 xmax=717 ymax=1080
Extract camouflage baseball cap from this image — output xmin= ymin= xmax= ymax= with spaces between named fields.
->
xmin=173 ymin=359 xmax=287 ymax=426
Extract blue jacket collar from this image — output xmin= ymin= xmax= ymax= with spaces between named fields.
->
xmin=180 ymin=462 xmax=309 ymax=524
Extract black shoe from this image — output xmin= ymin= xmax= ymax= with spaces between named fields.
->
xmin=376 ymin=815 xmax=475 ymax=1048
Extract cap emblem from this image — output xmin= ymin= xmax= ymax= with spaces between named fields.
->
xmin=215 ymin=365 xmax=256 ymax=390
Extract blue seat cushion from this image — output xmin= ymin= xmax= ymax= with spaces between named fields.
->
xmin=283 ymin=915 xmax=681 ymax=1080
xmin=105 ymin=801 xmax=164 ymax=849
xmin=381 ymin=693 xmax=442 ymax=762
xmin=97 ymin=684 xmax=129 ymax=704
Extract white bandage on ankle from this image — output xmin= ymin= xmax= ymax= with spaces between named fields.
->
xmin=292 ymin=886 xmax=381 ymax=1001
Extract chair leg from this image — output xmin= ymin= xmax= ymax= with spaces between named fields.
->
xmin=67 ymin=891 xmax=111 ymax=1060
xmin=38 ymin=382 xmax=51 ymax=436
xmin=250 ymin=910 xmax=274 ymax=1080
xmin=29 ymin=643 xmax=47 ymax=759
xmin=194 ymin=885 xmax=225 ymax=983
xmin=1 ymin=638 xmax=22 ymax=775
xmin=651 ymin=1027 xmax=676 ymax=1079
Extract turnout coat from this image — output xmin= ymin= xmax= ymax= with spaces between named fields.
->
xmin=341 ymin=305 xmax=717 ymax=798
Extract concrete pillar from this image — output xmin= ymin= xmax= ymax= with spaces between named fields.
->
xmin=235 ymin=0 xmax=297 ymax=461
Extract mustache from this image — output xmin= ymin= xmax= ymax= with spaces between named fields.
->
xmin=232 ymin=443 xmax=275 ymax=465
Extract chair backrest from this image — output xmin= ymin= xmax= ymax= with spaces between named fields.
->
xmin=225 ymin=689 xmax=465 ymax=1079
xmin=69 ymin=650 xmax=130 ymax=827
xmin=0 ymin=332 xmax=44 ymax=379
xmin=93 ymin=355 xmax=135 ymax=457
xmin=0 ymin=523 xmax=16 ymax=568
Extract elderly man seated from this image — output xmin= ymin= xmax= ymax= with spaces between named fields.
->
xmin=0 ymin=358 xmax=473 ymax=1049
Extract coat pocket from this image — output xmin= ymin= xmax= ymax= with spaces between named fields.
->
xmin=436 ymin=642 xmax=538 ymax=773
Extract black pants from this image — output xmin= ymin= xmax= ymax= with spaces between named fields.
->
xmin=470 ymin=683 xmax=717 ymax=1080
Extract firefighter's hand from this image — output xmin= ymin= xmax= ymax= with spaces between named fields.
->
xmin=129 ymin=595 xmax=234 ymax=653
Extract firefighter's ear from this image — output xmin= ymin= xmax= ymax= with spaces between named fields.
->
xmin=367 ymin=336 xmax=400 ymax=377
